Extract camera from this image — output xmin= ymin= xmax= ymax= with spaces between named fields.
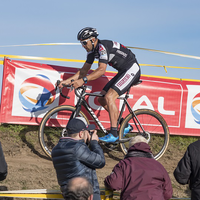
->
xmin=89 ymin=130 xmax=94 ymax=136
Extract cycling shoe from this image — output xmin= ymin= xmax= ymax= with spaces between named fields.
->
xmin=124 ymin=124 xmax=133 ymax=136
xmin=99 ymin=133 xmax=118 ymax=143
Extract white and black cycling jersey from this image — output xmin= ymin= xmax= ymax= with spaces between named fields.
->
xmin=86 ymin=40 xmax=137 ymax=71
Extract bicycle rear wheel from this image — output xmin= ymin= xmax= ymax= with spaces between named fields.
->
xmin=119 ymin=109 xmax=169 ymax=160
xmin=38 ymin=105 xmax=89 ymax=158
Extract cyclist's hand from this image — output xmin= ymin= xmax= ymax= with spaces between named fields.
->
xmin=91 ymin=130 xmax=99 ymax=142
xmin=56 ymin=80 xmax=71 ymax=89
xmin=72 ymin=79 xmax=84 ymax=89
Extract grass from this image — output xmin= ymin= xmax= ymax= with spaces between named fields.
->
xmin=169 ymin=135 xmax=199 ymax=151
xmin=0 ymin=124 xmax=28 ymax=133
xmin=0 ymin=123 xmax=198 ymax=198
xmin=0 ymin=123 xmax=199 ymax=140
xmin=0 ymin=123 xmax=199 ymax=160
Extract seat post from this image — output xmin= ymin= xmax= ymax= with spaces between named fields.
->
xmin=125 ymin=80 xmax=142 ymax=97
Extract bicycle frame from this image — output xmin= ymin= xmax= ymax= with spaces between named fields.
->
xmin=70 ymin=85 xmax=146 ymax=138
xmin=39 ymin=81 xmax=169 ymax=159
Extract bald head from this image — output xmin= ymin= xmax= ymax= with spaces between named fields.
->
xmin=63 ymin=177 xmax=93 ymax=200
xmin=68 ymin=177 xmax=91 ymax=192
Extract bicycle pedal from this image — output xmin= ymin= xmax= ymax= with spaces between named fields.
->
xmin=105 ymin=143 xmax=118 ymax=150
xmin=99 ymin=139 xmax=119 ymax=145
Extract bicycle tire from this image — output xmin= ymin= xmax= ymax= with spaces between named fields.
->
xmin=38 ymin=105 xmax=89 ymax=158
xmin=119 ymin=109 xmax=169 ymax=160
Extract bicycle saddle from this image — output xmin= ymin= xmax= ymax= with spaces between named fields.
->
xmin=131 ymin=80 xmax=142 ymax=87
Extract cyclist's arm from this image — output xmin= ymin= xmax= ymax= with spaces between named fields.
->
xmin=71 ymin=62 xmax=107 ymax=89
xmin=58 ymin=62 xmax=91 ymax=88
xmin=78 ymin=62 xmax=92 ymax=78
xmin=86 ymin=62 xmax=107 ymax=82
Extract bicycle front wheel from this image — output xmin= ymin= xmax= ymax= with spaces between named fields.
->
xmin=38 ymin=105 xmax=89 ymax=158
xmin=119 ymin=109 xmax=169 ymax=160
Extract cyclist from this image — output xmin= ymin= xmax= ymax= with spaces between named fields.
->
xmin=58 ymin=27 xmax=141 ymax=143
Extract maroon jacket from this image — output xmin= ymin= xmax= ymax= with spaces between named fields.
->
xmin=104 ymin=143 xmax=173 ymax=200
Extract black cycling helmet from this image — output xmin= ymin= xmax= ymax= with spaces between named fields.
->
xmin=77 ymin=27 xmax=99 ymax=40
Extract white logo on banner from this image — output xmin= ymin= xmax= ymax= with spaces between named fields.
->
xmin=185 ymin=85 xmax=200 ymax=129
xmin=12 ymin=68 xmax=60 ymax=118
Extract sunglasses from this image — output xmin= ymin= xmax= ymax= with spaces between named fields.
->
xmin=80 ymin=37 xmax=94 ymax=46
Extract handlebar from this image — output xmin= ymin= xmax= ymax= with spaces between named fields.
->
xmin=55 ymin=79 xmax=104 ymax=100
xmin=55 ymin=80 xmax=71 ymax=99
xmin=55 ymin=80 xmax=86 ymax=99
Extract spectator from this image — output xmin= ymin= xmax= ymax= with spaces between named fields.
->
xmin=62 ymin=177 xmax=93 ymax=200
xmin=174 ymin=139 xmax=200 ymax=200
xmin=0 ymin=142 xmax=7 ymax=181
xmin=51 ymin=117 xmax=105 ymax=200
xmin=104 ymin=135 xmax=173 ymax=200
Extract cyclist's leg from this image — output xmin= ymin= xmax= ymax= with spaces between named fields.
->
xmin=98 ymin=75 xmax=119 ymax=111
xmin=98 ymin=75 xmax=122 ymax=142
xmin=98 ymin=73 xmax=122 ymax=136
xmin=98 ymin=90 xmax=108 ymax=111
xmin=104 ymin=88 xmax=119 ymax=132
xmin=99 ymin=62 xmax=140 ymax=143
xmin=106 ymin=67 xmax=140 ymax=135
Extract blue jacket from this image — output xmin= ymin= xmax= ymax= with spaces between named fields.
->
xmin=51 ymin=137 xmax=105 ymax=195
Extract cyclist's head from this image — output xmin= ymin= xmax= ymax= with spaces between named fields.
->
xmin=77 ymin=27 xmax=99 ymax=41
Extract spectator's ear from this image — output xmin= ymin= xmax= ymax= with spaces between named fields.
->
xmin=79 ymin=130 xmax=85 ymax=139
xmin=79 ymin=131 xmax=83 ymax=138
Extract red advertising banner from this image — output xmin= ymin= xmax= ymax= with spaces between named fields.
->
xmin=1 ymin=58 xmax=200 ymax=136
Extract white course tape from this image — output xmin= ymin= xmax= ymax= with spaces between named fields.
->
xmin=0 ymin=42 xmax=199 ymax=60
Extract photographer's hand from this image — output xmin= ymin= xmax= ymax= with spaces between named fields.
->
xmin=91 ymin=130 xmax=99 ymax=142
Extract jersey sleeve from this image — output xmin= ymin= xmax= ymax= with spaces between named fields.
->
xmin=86 ymin=51 xmax=95 ymax=64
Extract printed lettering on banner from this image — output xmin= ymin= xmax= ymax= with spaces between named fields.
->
xmin=185 ymin=85 xmax=200 ymax=129
xmin=12 ymin=68 xmax=60 ymax=118
xmin=129 ymin=80 xmax=183 ymax=128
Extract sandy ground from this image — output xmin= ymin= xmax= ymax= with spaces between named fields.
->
xmin=0 ymin=128 xmax=191 ymax=199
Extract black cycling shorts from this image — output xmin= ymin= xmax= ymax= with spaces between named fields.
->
xmin=103 ymin=62 xmax=141 ymax=96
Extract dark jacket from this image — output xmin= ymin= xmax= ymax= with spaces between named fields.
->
xmin=0 ymin=142 xmax=7 ymax=181
xmin=104 ymin=142 xmax=173 ymax=200
xmin=174 ymin=140 xmax=200 ymax=200
xmin=51 ymin=137 xmax=105 ymax=196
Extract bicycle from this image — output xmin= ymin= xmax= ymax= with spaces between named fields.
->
xmin=38 ymin=80 xmax=170 ymax=160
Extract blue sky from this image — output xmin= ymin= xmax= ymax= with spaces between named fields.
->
xmin=0 ymin=0 xmax=200 ymax=99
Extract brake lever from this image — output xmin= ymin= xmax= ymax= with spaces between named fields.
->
xmin=55 ymin=80 xmax=61 ymax=91
xmin=70 ymin=79 xmax=74 ymax=91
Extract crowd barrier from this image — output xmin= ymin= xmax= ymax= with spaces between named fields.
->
xmin=0 ymin=189 xmax=190 ymax=200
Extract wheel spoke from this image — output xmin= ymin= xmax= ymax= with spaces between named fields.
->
xmin=119 ymin=109 xmax=169 ymax=160
xmin=39 ymin=106 xmax=89 ymax=158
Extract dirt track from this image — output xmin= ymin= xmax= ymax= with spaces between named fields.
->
xmin=0 ymin=126 xmax=192 ymax=199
